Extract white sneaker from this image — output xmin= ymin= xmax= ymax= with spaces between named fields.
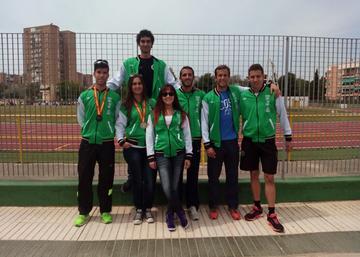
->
xmin=144 ymin=208 xmax=154 ymax=223
xmin=188 ymin=206 xmax=199 ymax=221
xmin=133 ymin=209 xmax=142 ymax=225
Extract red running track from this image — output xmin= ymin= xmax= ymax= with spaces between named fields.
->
xmin=1 ymin=121 xmax=360 ymax=151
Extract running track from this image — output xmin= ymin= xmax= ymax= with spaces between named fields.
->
xmin=1 ymin=121 xmax=360 ymax=151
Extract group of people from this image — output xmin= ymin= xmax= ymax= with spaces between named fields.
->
xmin=74 ymin=29 xmax=292 ymax=233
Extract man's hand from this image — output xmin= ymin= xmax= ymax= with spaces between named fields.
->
xmin=238 ymin=135 xmax=242 ymax=147
xmin=184 ymin=159 xmax=191 ymax=169
xmin=206 ymin=147 xmax=216 ymax=159
xmin=122 ymin=142 xmax=132 ymax=149
xmin=285 ymin=141 xmax=292 ymax=152
xmin=149 ymin=161 xmax=157 ymax=170
xmin=270 ymin=83 xmax=281 ymax=98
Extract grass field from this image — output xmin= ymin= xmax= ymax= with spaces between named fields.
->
xmin=1 ymin=148 xmax=359 ymax=163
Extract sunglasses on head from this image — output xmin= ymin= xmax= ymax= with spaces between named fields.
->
xmin=94 ymin=59 xmax=108 ymax=65
xmin=161 ymin=92 xmax=174 ymax=97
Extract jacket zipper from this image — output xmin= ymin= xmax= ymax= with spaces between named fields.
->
xmin=187 ymin=95 xmax=191 ymax=132
xmin=95 ymin=121 xmax=99 ymax=143
xmin=187 ymin=95 xmax=190 ymax=114
xmin=94 ymin=91 xmax=101 ymax=144
xmin=256 ymin=96 xmax=260 ymax=142
xmin=167 ymin=127 xmax=171 ymax=156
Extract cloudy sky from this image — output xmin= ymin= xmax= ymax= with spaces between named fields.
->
xmin=0 ymin=0 xmax=359 ymax=37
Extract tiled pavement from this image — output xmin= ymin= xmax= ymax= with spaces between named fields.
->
xmin=0 ymin=201 xmax=360 ymax=256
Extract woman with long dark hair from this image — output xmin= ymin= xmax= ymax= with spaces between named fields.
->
xmin=146 ymin=84 xmax=192 ymax=231
xmin=116 ymin=74 xmax=156 ymax=225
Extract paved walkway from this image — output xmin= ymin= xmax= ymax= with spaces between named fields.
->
xmin=0 ymin=201 xmax=360 ymax=256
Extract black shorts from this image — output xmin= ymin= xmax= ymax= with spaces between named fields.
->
xmin=240 ymin=137 xmax=278 ymax=174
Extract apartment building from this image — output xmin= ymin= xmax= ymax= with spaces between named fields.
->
xmin=23 ymin=24 xmax=77 ymax=101
xmin=325 ymin=61 xmax=360 ymax=101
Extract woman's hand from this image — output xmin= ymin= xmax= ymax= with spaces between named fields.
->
xmin=206 ymin=147 xmax=216 ymax=159
xmin=184 ymin=159 xmax=191 ymax=169
xmin=149 ymin=161 xmax=157 ymax=170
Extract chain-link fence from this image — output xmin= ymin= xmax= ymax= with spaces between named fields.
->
xmin=1 ymin=30 xmax=359 ymax=179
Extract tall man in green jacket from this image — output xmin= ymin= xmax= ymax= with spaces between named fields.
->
xmin=107 ymin=29 xmax=179 ymax=100
xmin=201 ymin=65 xmax=242 ymax=220
xmin=74 ymin=59 xmax=121 ymax=227
xmin=176 ymin=66 xmax=205 ymax=220
xmin=240 ymin=64 xmax=292 ymax=233
xmin=107 ymin=29 xmax=179 ymax=192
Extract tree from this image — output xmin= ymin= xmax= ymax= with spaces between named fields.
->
xmin=2 ymin=83 xmax=27 ymax=100
xmin=309 ymin=69 xmax=326 ymax=102
xmin=0 ymin=82 xmax=6 ymax=98
xmin=196 ymin=73 xmax=215 ymax=92
xmin=278 ymin=73 xmax=310 ymax=96
xmin=230 ymin=75 xmax=248 ymax=86
xmin=278 ymin=72 xmax=295 ymax=95
xmin=57 ymin=81 xmax=82 ymax=102
xmin=25 ymin=82 xmax=41 ymax=104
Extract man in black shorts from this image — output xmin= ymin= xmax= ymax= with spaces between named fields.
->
xmin=239 ymin=64 xmax=292 ymax=233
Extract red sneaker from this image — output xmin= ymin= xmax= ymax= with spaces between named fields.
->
xmin=267 ymin=213 xmax=284 ymax=233
xmin=244 ymin=206 xmax=263 ymax=221
xmin=229 ymin=209 xmax=241 ymax=220
xmin=209 ymin=209 xmax=218 ymax=220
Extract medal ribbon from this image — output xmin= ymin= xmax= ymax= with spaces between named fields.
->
xmin=133 ymin=99 xmax=146 ymax=124
xmin=93 ymin=86 xmax=108 ymax=117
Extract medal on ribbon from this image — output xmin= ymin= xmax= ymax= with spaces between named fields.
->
xmin=93 ymin=86 xmax=108 ymax=122
xmin=134 ymin=99 xmax=147 ymax=128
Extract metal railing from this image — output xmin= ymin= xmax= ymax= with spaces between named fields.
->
xmin=1 ymin=32 xmax=359 ymax=179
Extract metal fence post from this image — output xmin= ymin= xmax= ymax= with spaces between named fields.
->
xmin=16 ymin=114 xmax=23 ymax=164
xmin=282 ymin=36 xmax=290 ymax=180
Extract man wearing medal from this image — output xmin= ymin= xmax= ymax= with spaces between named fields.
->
xmin=108 ymin=29 xmax=179 ymax=193
xmin=74 ymin=59 xmax=121 ymax=227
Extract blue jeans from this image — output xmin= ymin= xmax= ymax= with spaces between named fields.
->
xmin=123 ymin=147 xmax=156 ymax=210
xmin=156 ymin=152 xmax=185 ymax=213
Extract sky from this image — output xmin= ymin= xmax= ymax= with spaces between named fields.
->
xmin=0 ymin=0 xmax=359 ymax=38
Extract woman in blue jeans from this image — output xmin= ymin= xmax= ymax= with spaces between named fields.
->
xmin=116 ymin=74 xmax=156 ymax=225
xmin=146 ymin=84 xmax=193 ymax=231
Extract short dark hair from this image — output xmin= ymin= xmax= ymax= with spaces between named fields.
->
xmin=179 ymin=66 xmax=194 ymax=77
xmin=94 ymin=59 xmax=109 ymax=71
xmin=248 ymin=64 xmax=264 ymax=75
xmin=214 ymin=64 xmax=230 ymax=77
xmin=136 ymin=29 xmax=154 ymax=45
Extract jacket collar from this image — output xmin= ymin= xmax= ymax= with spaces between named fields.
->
xmin=249 ymin=82 xmax=266 ymax=94
xmin=136 ymin=55 xmax=158 ymax=61
xmin=214 ymin=86 xmax=229 ymax=96
xmin=93 ymin=85 xmax=109 ymax=92
xmin=179 ymin=86 xmax=196 ymax=93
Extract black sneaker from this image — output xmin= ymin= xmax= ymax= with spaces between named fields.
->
xmin=176 ymin=209 xmax=189 ymax=229
xmin=244 ymin=206 xmax=263 ymax=221
xmin=144 ymin=208 xmax=154 ymax=223
xmin=133 ymin=209 xmax=143 ymax=225
xmin=267 ymin=213 xmax=284 ymax=233
xmin=120 ymin=180 xmax=131 ymax=193
xmin=166 ymin=212 xmax=176 ymax=232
